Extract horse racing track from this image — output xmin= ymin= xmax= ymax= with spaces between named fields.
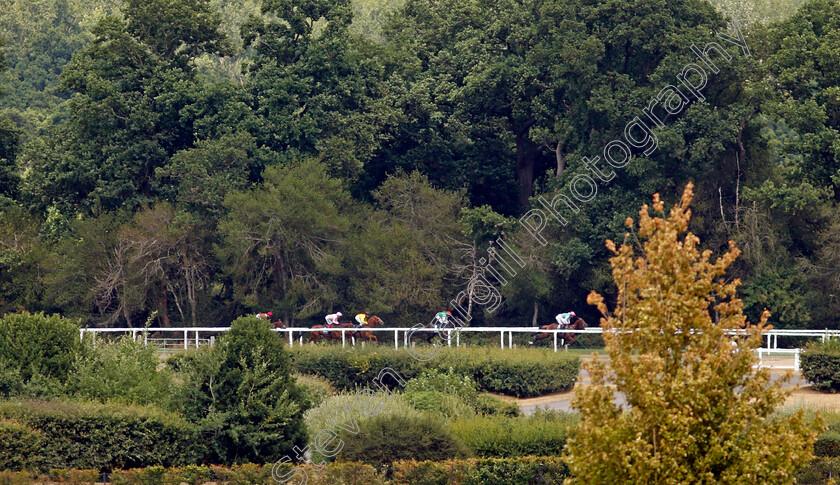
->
xmin=78 ymin=325 xmax=835 ymax=371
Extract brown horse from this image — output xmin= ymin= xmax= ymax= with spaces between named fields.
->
xmin=272 ymin=318 xmax=286 ymax=329
xmin=309 ymin=322 xmax=356 ymax=343
xmin=529 ymin=317 xmax=588 ymax=347
xmin=352 ymin=316 xmax=384 ymax=344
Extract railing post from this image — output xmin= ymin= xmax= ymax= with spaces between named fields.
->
xmin=289 ymin=330 xmax=293 ymax=347
xmin=342 ymin=329 xmax=346 ymax=348
xmin=554 ymin=331 xmax=558 ymax=352
xmin=79 ymin=329 xmax=84 ymax=341
xmin=766 ymin=333 xmax=771 ymax=349
xmin=448 ymin=329 xmax=452 ymax=347
xmin=456 ymin=330 xmax=460 ymax=347
xmin=794 ymin=349 xmax=800 ymax=372
xmin=184 ymin=329 xmax=188 ymax=350
xmin=509 ymin=330 xmax=513 ymax=349
xmin=132 ymin=329 xmax=137 ymax=342
xmin=395 ymin=329 xmax=398 ymax=350
xmin=500 ymin=331 xmax=504 ymax=349
xmin=195 ymin=330 xmax=199 ymax=348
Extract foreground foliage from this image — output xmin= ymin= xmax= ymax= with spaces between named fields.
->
xmin=564 ymin=185 xmax=824 ymax=484
xmin=172 ymin=316 xmax=307 ymax=465
xmin=0 ymin=399 xmax=196 ymax=472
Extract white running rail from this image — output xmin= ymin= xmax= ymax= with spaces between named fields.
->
xmin=79 ymin=325 xmax=830 ymax=371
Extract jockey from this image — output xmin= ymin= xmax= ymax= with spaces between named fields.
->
xmin=324 ymin=312 xmax=341 ymax=333
xmin=434 ymin=311 xmax=452 ymax=329
xmin=354 ymin=313 xmax=368 ymax=327
xmin=255 ymin=312 xmax=272 ymax=320
xmin=555 ymin=311 xmax=576 ymax=329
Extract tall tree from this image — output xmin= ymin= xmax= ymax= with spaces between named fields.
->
xmin=22 ymin=0 xmax=231 ymax=214
xmin=564 ymin=185 xmax=822 ymax=484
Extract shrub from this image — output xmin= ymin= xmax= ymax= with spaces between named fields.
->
xmin=404 ymin=368 xmax=479 ymax=399
xmin=307 ymin=462 xmax=384 ymax=485
xmin=66 ymin=335 xmax=173 ymax=407
xmin=291 ymin=345 xmax=424 ymax=390
xmin=172 ymin=316 xmax=307 ymax=466
xmin=338 ymin=414 xmax=470 ymax=466
xmin=392 ymin=456 xmax=570 ymax=485
xmin=814 ymin=431 xmax=840 ymax=457
xmin=294 ymin=373 xmax=335 ymax=411
xmin=0 ymin=312 xmax=86 ymax=383
xmin=291 ymin=346 xmax=579 ymax=397
xmin=473 ymin=394 xmax=520 ymax=417
xmin=0 ymin=418 xmax=43 ymax=471
xmin=303 ymin=393 xmax=420 ymax=464
xmin=449 ymin=410 xmax=578 ymax=458
xmin=404 ymin=369 xmax=520 ymax=417
xmin=403 ymin=390 xmax=476 ymax=419
xmin=801 ymin=340 xmax=840 ymax=391
xmin=0 ymin=399 xmax=197 ymax=471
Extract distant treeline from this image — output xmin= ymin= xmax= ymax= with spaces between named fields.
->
xmin=0 ymin=0 xmax=838 ymax=329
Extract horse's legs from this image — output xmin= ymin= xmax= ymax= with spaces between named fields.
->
xmin=529 ymin=332 xmax=550 ymax=345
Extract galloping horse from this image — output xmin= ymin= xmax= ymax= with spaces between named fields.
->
xmin=352 ymin=316 xmax=384 ymax=344
xmin=309 ymin=322 xmax=356 ymax=344
xmin=529 ymin=317 xmax=588 ymax=347
xmin=272 ymin=318 xmax=286 ymax=329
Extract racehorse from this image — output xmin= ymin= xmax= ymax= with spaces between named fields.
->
xmin=309 ymin=322 xmax=356 ymax=344
xmin=352 ymin=316 xmax=384 ymax=344
xmin=528 ymin=317 xmax=588 ymax=347
xmin=409 ymin=320 xmax=456 ymax=345
xmin=272 ymin=318 xmax=286 ymax=329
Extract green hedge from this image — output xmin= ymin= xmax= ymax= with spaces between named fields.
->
xmin=449 ymin=411 xmax=577 ymax=458
xmin=801 ymin=346 xmax=840 ymax=391
xmin=0 ymin=419 xmax=43 ymax=471
xmin=0 ymin=399 xmax=198 ymax=472
xmin=0 ymin=312 xmax=86 ymax=383
xmin=291 ymin=346 xmax=579 ymax=397
xmin=814 ymin=431 xmax=840 ymax=457
xmin=392 ymin=456 xmax=570 ymax=485
xmin=36 ymin=458 xmax=568 ymax=484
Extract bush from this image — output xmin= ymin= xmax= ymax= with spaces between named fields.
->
xmin=404 ymin=368 xmax=520 ymax=417
xmin=0 ymin=418 xmax=43 ymax=471
xmin=338 ymin=414 xmax=470 ymax=466
xmin=172 ymin=316 xmax=307 ymax=466
xmin=801 ymin=340 xmax=840 ymax=391
xmin=392 ymin=456 xmax=570 ymax=485
xmin=294 ymin=373 xmax=335 ymax=411
xmin=404 ymin=368 xmax=479 ymax=398
xmin=0 ymin=399 xmax=197 ymax=471
xmin=403 ymin=390 xmax=476 ymax=419
xmin=449 ymin=410 xmax=578 ymax=458
xmin=66 ymin=335 xmax=173 ymax=407
xmin=303 ymin=393 xmax=421 ymax=464
xmin=291 ymin=346 xmax=579 ymax=397
xmin=0 ymin=312 xmax=86 ymax=383
xmin=814 ymin=431 xmax=840 ymax=457
xmin=473 ymin=394 xmax=520 ymax=417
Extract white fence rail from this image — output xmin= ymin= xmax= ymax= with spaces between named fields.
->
xmin=79 ymin=325 xmax=832 ymax=371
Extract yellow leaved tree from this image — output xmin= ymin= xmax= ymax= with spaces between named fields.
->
xmin=563 ymin=184 xmax=823 ymax=484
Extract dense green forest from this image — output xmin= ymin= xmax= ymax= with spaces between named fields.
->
xmin=0 ymin=0 xmax=838 ymax=330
